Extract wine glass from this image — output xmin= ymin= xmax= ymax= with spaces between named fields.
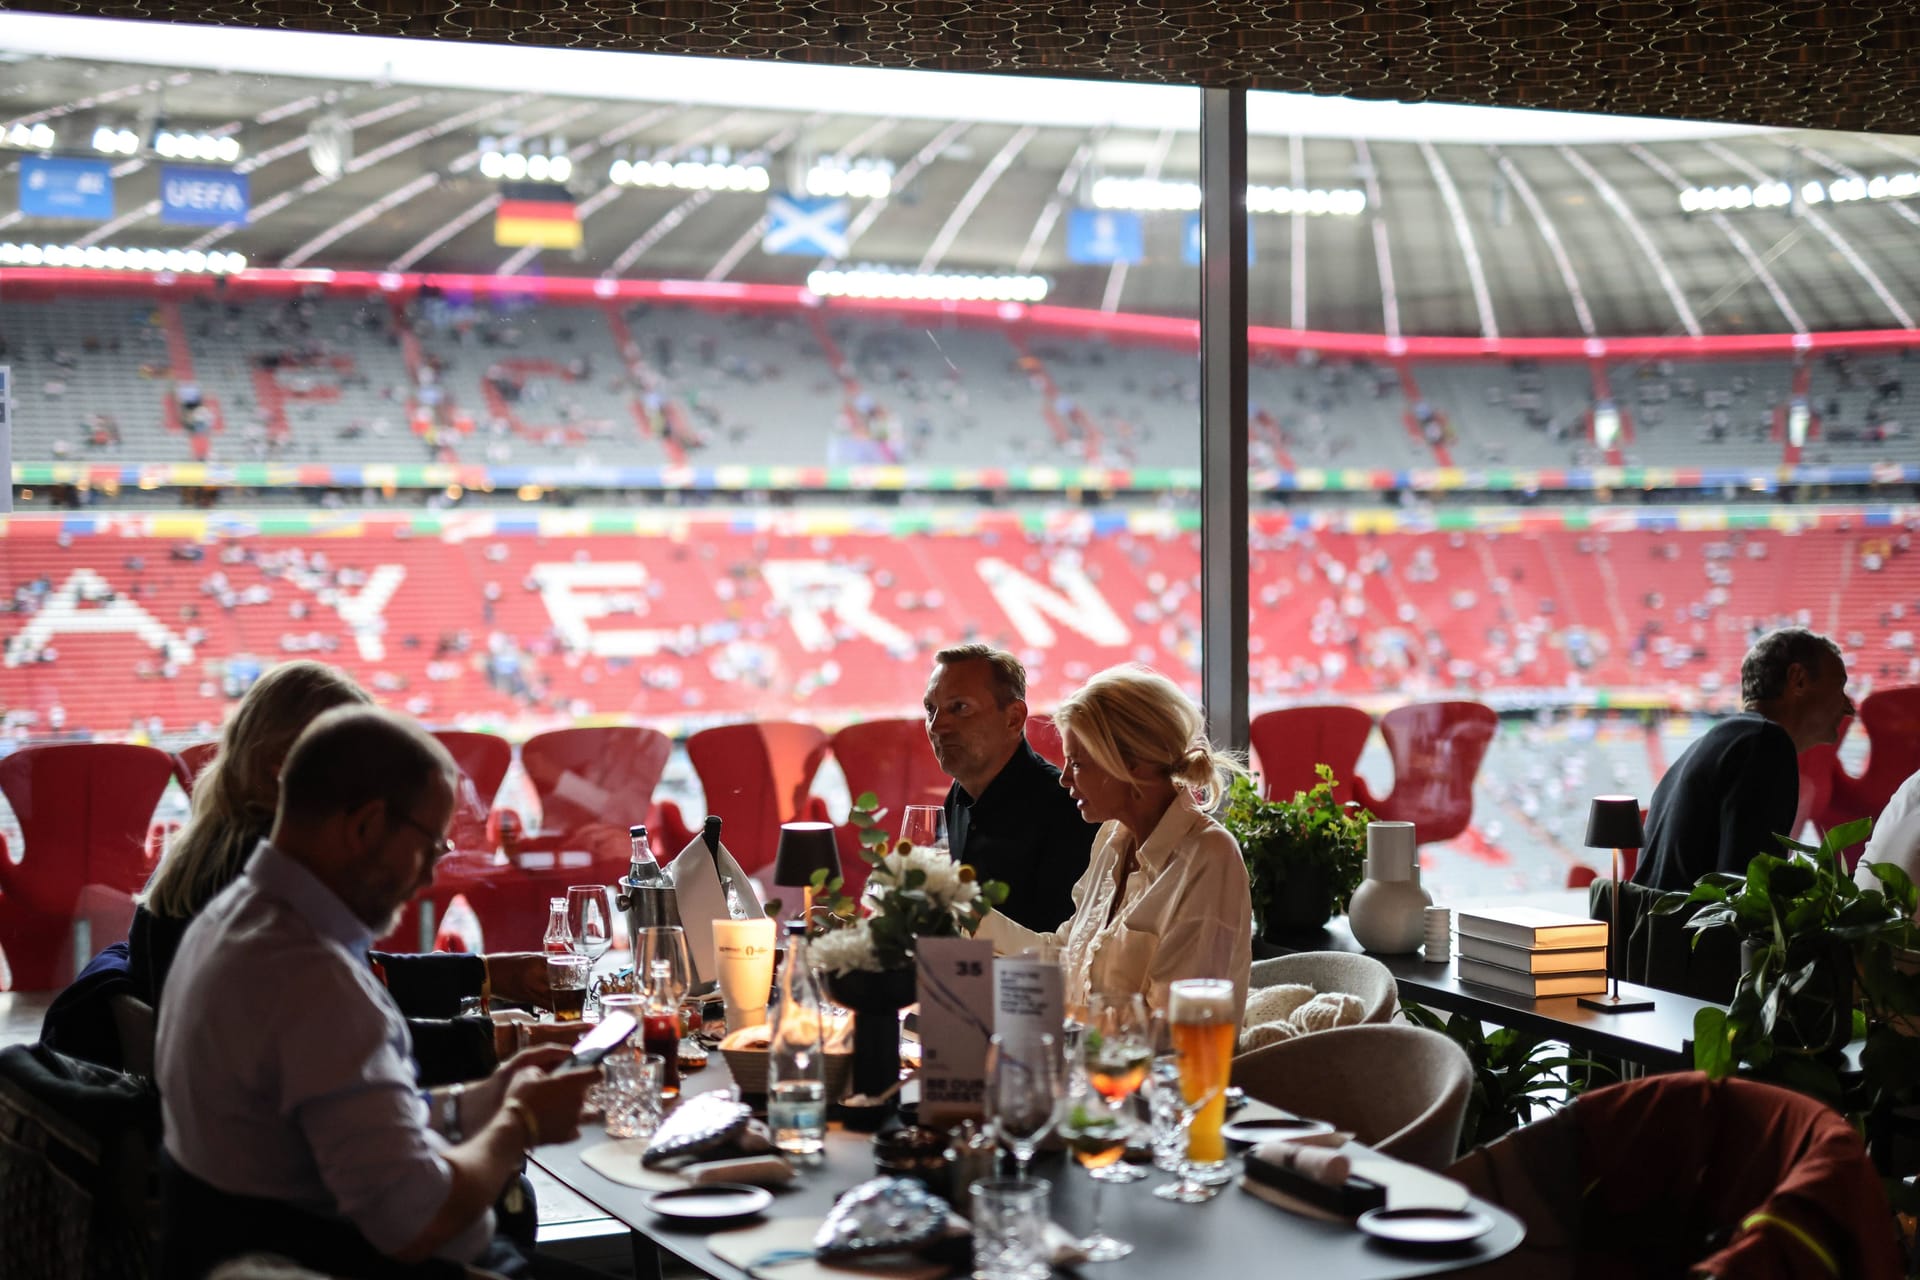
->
xmin=1082 ymin=993 xmax=1154 ymax=1184
xmin=637 ymin=925 xmax=693 ymax=1009
xmin=1149 ymin=1077 xmax=1225 ymax=1204
xmin=986 ymin=1032 xmax=1062 ymax=1181
xmin=567 ymin=884 xmax=614 ymax=964
xmin=900 ymin=805 xmax=947 ymax=851
xmin=1057 ymin=1093 xmax=1138 ymax=1261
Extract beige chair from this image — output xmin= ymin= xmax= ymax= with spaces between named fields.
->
xmin=1231 ymin=1024 xmax=1473 ymax=1170
xmin=1248 ymin=951 xmax=1398 ymax=1025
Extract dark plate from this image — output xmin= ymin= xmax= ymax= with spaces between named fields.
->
xmin=1221 ymin=1116 xmax=1336 ymax=1146
xmin=1356 ymin=1207 xmax=1494 ymax=1248
xmin=643 ymin=1183 xmax=774 ymax=1222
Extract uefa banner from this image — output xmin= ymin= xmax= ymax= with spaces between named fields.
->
xmin=18 ymin=156 xmax=113 ymax=221
xmin=160 ymin=166 xmax=250 ymax=226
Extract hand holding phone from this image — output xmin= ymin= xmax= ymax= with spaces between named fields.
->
xmin=567 ymin=1011 xmax=639 ymax=1066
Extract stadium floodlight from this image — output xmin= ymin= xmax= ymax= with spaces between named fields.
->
xmin=4 ymin=122 xmax=57 ymax=151
xmin=608 ymin=157 xmax=769 ymax=193
xmin=0 ymin=243 xmax=247 ymax=274
xmin=1092 ymin=175 xmax=1367 ymax=216
xmin=806 ymin=267 xmax=1048 ymax=304
xmin=92 ymin=125 xmax=141 ymax=156
xmin=1680 ymin=173 xmax=1914 ymax=213
xmin=806 ymin=157 xmax=893 ymax=200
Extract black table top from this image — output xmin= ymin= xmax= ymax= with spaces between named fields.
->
xmin=1262 ymin=916 xmax=1711 ymax=1071
xmin=533 ymin=1061 xmax=1524 ymax=1280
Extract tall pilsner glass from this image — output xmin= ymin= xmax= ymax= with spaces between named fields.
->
xmin=1168 ymin=979 xmax=1236 ymax=1183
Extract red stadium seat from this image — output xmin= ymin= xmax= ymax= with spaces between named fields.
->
xmin=1825 ymin=687 xmax=1920 ymax=840
xmin=430 ymin=729 xmax=513 ymax=858
xmin=675 ymin=722 xmax=831 ymax=878
xmin=173 ymin=741 xmax=220 ymax=796
xmin=1249 ymin=705 xmax=1374 ymax=806
xmin=1025 ymin=714 xmax=1064 ymax=767
xmin=1352 ymin=701 xmax=1498 ymax=846
xmin=0 ymin=744 xmax=176 ymax=990
xmin=829 ymin=717 xmax=951 ymax=901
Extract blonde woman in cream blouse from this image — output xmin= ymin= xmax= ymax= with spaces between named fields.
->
xmin=976 ymin=665 xmax=1254 ymax=1024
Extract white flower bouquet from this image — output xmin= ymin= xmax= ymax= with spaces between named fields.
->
xmin=809 ymin=838 xmax=1009 ymax=976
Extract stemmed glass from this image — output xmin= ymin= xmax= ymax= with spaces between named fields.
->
xmin=637 ymin=925 xmax=693 ymax=1010
xmin=1149 ymin=1078 xmax=1225 ymax=1204
xmin=567 ymin=885 xmax=615 ymax=1015
xmin=1081 ymin=993 xmax=1154 ymax=1185
xmin=1058 ymin=1093 xmax=1139 ymax=1261
xmin=986 ymin=1032 xmax=1062 ymax=1181
xmin=900 ymin=804 xmax=947 ymax=851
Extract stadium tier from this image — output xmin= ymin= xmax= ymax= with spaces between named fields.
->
xmin=4 ymin=507 xmax=1916 ymax=738
xmin=5 ymin=277 xmax=1918 ymax=486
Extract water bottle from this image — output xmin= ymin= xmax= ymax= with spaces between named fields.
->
xmin=768 ymin=920 xmax=827 ymax=1162
xmin=542 ymin=897 xmax=573 ymax=955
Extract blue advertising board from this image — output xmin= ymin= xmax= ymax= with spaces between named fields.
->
xmin=1067 ymin=208 xmax=1142 ymax=265
xmin=160 ymin=166 xmax=249 ymax=226
xmin=19 ymin=156 xmax=114 ymax=221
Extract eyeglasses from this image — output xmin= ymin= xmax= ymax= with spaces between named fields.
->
xmin=393 ymin=812 xmax=454 ymax=863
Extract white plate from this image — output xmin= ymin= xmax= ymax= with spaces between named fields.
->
xmin=1221 ymin=1116 xmax=1337 ymax=1146
xmin=1356 ymin=1207 xmax=1494 ymax=1247
xmin=643 ymin=1183 xmax=774 ymax=1222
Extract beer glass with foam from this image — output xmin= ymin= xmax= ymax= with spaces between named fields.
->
xmin=1167 ymin=979 xmax=1235 ymax=1177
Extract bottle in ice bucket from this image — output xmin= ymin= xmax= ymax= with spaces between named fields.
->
xmin=542 ymin=897 xmax=572 ymax=955
xmin=643 ymin=958 xmax=682 ymax=1097
xmin=768 ymin=920 xmax=827 ymax=1162
xmin=627 ymin=824 xmax=665 ymax=887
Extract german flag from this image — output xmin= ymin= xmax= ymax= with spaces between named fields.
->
xmin=494 ymin=182 xmax=581 ymax=249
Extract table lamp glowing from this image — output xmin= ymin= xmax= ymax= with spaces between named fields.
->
xmin=773 ymin=821 xmax=840 ymax=925
xmin=1577 ymin=795 xmax=1655 ymax=1014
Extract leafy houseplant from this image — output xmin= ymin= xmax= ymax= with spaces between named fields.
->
xmin=1223 ymin=766 xmax=1371 ymax=935
xmin=1400 ymin=1001 xmax=1613 ymax=1151
xmin=1656 ymin=817 xmax=1920 ymax=1112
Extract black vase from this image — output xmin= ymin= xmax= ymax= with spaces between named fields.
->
xmin=824 ymin=967 xmax=920 ymax=1101
xmin=1262 ymin=863 xmax=1336 ymax=937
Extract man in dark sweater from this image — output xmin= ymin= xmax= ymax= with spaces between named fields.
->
xmin=927 ymin=644 xmax=1095 ymax=931
xmin=1633 ymin=628 xmax=1854 ymax=892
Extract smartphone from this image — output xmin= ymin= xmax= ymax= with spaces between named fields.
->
xmin=567 ymin=1012 xmax=639 ymax=1067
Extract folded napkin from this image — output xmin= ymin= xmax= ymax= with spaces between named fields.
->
xmin=1250 ymin=1141 xmax=1352 ymax=1186
xmin=669 ymin=829 xmax=764 ymax=991
xmin=1347 ymin=1157 xmax=1471 ymax=1211
xmin=707 ymin=1214 xmax=1087 ymax=1279
xmin=580 ymin=1138 xmax=795 ymax=1191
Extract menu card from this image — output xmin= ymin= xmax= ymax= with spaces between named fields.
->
xmin=993 ymin=954 xmax=1065 ymax=1052
xmin=916 ymin=937 xmax=995 ymax=1126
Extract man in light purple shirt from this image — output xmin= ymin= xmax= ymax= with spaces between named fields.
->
xmin=157 ymin=707 xmax=597 ymax=1275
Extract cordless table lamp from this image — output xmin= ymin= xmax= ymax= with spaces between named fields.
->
xmin=773 ymin=820 xmax=840 ymax=924
xmin=1577 ymin=794 xmax=1654 ymax=1013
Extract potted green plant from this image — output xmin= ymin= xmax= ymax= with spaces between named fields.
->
xmin=1400 ymin=1002 xmax=1613 ymax=1151
xmin=1655 ymin=817 xmax=1920 ymax=1110
xmin=1222 ymin=765 xmax=1370 ymax=937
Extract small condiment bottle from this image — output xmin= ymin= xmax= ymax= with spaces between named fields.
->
xmin=945 ymin=1120 xmax=996 ymax=1217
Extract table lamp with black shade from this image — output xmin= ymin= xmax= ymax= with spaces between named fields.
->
xmin=1577 ymin=794 xmax=1655 ymax=1013
xmin=773 ymin=820 xmax=840 ymax=926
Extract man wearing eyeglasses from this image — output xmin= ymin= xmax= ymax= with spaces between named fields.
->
xmin=157 ymin=706 xmax=602 ymax=1276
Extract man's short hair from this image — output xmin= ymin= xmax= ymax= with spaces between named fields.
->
xmin=1742 ymin=628 xmax=1844 ymax=709
xmin=278 ymin=706 xmax=457 ymax=827
xmin=933 ymin=643 xmax=1028 ymax=708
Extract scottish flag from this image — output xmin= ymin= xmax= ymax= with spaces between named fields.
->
xmin=764 ymin=194 xmax=850 ymax=257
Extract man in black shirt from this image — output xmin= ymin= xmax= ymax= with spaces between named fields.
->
xmin=1633 ymin=628 xmax=1855 ymax=892
xmin=926 ymin=644 xmax=1095 ymax=931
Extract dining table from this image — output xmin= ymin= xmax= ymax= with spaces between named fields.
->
xmin=532 ymin=1058 xmax=1525 ymax=1280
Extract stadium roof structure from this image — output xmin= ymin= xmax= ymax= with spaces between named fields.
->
xmin=0 ymin=19 xmax=1917 ymax=338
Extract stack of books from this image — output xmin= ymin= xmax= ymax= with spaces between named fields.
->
xmin=1454 ymin=906 xmax=1609 ymax=998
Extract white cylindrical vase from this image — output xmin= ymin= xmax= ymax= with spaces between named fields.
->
xmin=1348 ymin=821 xmax=1432 ymax=954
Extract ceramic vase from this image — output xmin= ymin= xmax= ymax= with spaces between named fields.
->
xmin=1347 ymin=821 xmax=1432 ymax=954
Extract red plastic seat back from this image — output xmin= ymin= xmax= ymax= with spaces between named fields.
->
xmin=1249 ymin=705 xmax=1374 ymax=806
xmin=1025 ymin=715 xmax=1064 ymax=767
xmin=1847 ymin=687 xmax=1920 ymax=816
xmin=829 ymin=717 xmax=950 ymax=900
xmin=520 ymin=726 xmax=671 ymax=844
xmin=1360 ymin=701 xmax=1498 ymax=845
xmin=173 ymin=741 xmax=220 ymax=796
xmin=431 ymin=730 xmax=514 ymax=857
xmin=0 ymin=743 xmax=176 ymax=914
xmin=685 ymin=722 xmax=829 ymax=876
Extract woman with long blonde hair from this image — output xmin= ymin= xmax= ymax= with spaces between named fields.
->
xmin=131 ymin=660 xmax=371 ymax=1004
xmin=975 ymin=664 xmax=1254 ymax=1022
